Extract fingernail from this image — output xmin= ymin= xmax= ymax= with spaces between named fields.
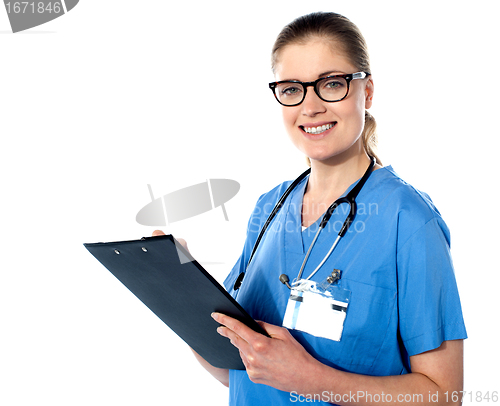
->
xmin=211 ymin=312 xmax=219 ymax=321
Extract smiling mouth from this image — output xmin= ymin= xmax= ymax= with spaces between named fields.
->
xmin=301 ymin=122 xmax=336 ymax=135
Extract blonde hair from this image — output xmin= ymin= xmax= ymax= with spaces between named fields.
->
xmin=271 ymin=12 xmax=382 ymax=165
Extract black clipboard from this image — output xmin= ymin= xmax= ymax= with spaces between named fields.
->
xmin=84 ymin=234 xmax=266 ymax=370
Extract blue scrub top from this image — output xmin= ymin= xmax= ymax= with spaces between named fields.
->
xmin=223 ymin=166 xmax=467 ymax=405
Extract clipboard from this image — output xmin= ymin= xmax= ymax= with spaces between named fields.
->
xmin=84 ymin=234 xmax=267 ymax=370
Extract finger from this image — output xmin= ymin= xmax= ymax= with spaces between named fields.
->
xmin=176 ymin=237 xmax=189 ymax=251
xmin=216 ymin=325 xmax=247 ymax=352
xmin=216 ymin=325 xmax=249 ymax=352
xmin=213 ymin=313 xmax=263 ymax=344
xmin=152 ymin=231 xmax=190 ymax=253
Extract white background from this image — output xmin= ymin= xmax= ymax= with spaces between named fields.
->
xmin=1 ymin=0 xmax=498 ymax=404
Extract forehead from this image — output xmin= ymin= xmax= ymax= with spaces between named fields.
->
xmin=274 ymin=40 xmax=356 ymax=81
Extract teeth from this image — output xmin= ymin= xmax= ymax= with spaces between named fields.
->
xmin=303 ymin=123 xmax=334 ymax=134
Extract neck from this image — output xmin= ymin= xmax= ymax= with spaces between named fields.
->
xmin=306 ymin=148 xmax=372 ymax=201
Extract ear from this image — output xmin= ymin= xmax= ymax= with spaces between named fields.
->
xmin=364 ymin=76 xmax=374 ymax=109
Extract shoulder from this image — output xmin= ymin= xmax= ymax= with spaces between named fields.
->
xmin=245 ymin=179 xmax=297 ymax=234
xmin=374 ymin=166 xmax=441 ymax=218
xmin=372 ymin=166 xmax=450 ymax=245
xmin=255 ymin=180 xmax=294 ymax=210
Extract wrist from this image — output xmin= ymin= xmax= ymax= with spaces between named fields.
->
xmin=289 ymin=357 xmax=339 ymax=398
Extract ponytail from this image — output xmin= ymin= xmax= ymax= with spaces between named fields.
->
xmin=363 ymin=110 xmax=382 ymax=166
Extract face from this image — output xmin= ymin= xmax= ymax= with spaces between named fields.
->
xmin=274 ymin=40 xmax=374 ymax=164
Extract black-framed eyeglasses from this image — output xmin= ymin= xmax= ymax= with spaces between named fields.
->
xmin=269 ymin=71 xmax=370 ymax=107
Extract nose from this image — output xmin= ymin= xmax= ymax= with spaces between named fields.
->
xmin=301 ymin=87 xmax=327 ymax=117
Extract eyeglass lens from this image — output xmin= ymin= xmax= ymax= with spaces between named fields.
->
xmin=275 ymin=77 xmax=348 ymax=106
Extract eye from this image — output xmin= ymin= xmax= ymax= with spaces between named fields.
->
xmin=322 ymin=79 xmax=345 ymax=90
xmin=317 ymin=77 xmax=348 ymax=100
xmin=280 ymin=84 xmax=303 ymax=97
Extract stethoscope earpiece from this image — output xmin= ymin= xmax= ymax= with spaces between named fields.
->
xmin=279 ymin=274 xmax=292 ymax=289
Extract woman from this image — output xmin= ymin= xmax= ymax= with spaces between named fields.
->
xmin=158 ymin=11 xmax=467 ymax=405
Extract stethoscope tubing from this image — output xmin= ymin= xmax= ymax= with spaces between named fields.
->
xmin=295 ymin=158 xmax=375 ymax=283
xmin=245 ymin=167 xmax=311 ymax=269
xmin=298 ymin=234 xmax=341 ymax=282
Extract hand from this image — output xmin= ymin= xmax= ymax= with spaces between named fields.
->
xmin=211 ymin=313 xmax=325 ymax=394
xmin=152 ymin=230 xmax=189 ymax=252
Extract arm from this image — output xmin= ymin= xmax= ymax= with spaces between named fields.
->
xmin=320 ymin=340 xmax=463 ymax=406
xmin=213 ymin=313 xmax=464 ymax=405
xmin=191 ymin=349 xmax=229 ymax=387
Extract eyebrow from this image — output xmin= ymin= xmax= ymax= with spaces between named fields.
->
xmin=279 ymin=70 xmax=347 ymax=82
xmin=317 ymin=70 xmax=346 ymax=78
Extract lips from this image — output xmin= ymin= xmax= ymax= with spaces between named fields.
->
xmin=300 ymin=122 xmax=337 ymax=136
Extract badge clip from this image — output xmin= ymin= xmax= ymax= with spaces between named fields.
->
xmin=318 ymin=269 xmax=342 ymax=293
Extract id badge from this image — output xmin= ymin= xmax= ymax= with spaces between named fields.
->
xmin=282 ymin=279 xmax=351 ymax=341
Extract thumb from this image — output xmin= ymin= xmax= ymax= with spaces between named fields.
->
xmin=152 ymin=230 xmax=189 ymax=253
xmin=176 ymin=238 xmax=189 ymax=252
xmin=257 ymin=320 xmax=290 ymax=339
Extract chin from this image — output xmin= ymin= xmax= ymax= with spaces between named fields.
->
xmin=304 ymin=138 xmax=365 ymax=164
xmin=304 ymin=147 xmax=345 ymax=161
xmin=306 ymin=148 xmax=357 ymax=164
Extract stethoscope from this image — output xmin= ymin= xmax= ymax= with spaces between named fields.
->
xmin=233 ymin=156 xmax=376 ymax=292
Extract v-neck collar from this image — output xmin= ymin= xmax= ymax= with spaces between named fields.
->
xmin=283 ymin=165 xmax=389 ymax=255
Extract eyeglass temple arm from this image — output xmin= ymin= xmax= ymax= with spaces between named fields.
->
xmin=352 ymin=72 xmax=371 ymax=80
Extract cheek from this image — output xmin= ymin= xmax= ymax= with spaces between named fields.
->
xmin=281 ymin=108 xmax=304 ymax=150
xmin=281 ymin=107 xmax=298 ymax=131
xmin=339 ymin=96 xmax=366 ymax=134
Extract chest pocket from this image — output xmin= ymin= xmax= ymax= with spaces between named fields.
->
xmin=294 ymin=278 xmax=397 ymax=374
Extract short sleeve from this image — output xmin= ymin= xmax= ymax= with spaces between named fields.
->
xmin=397 ymin=217 xmax=467 ymax=357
